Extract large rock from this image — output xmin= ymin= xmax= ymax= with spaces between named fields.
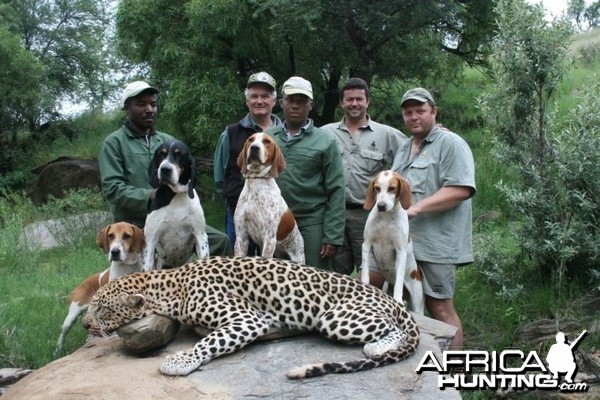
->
xmin=18 ymin=211 xmax=113 ymax=251
xmin=28 ymin=158 xmax=100 ymax=204
xmin=117 ymin=314 xmax=180 ymax=353
xmin=2 ymin=315 xmax=461 ymax=400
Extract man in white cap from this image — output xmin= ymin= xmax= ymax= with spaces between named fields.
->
xmin=213 ymin=72 xmax=282 ymax=253
xmin=265 ymin=76 xmax=345 ymax=270
xmin=99 ymin=81 xmax=231 ymax=256
xmin=392 ymin=87 xmax=476 ymax=349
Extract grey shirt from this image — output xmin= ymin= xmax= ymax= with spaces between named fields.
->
xmin=392 ymin=125 xmax=476 ymax=265
xmin=321 ymin=116 xmax=407 ymax=205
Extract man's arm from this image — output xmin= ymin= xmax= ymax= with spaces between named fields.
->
xmin=213 ymin=129 xmax=229 ymax=197
xmin=407 ymin=186 xmax=472 ymax=219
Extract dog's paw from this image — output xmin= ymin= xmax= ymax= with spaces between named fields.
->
xmin=159 ymin=351 xmax=200 ymax=376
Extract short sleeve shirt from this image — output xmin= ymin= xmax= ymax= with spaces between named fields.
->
xmin=321 ymin=117 xmax=407 ymax=204
xmin=392 ymin=125 xmax=476 ymax=264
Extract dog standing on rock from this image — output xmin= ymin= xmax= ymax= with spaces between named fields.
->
xmin=234 ymin=132 xmax=305 ymax=263
xmin=360 ymin=170 xmax=424 ymax=314
xmin=143 ymin=140 xmax=209 ymax=271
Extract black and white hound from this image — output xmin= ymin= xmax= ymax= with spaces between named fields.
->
xmin=143 ymin=140 xmax=209 ymax=271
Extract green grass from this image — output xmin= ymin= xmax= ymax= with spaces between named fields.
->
xmin=0 ymin=184 xmax=226 ymax=369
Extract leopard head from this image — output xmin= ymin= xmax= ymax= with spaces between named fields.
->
xmin=82 ymin=275 xmax=152 ymax=336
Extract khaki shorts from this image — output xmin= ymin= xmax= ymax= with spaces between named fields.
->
xmin=418 ymin=261 xmax=456 ymax=299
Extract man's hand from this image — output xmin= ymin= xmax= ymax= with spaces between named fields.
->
xmin=320 ymin=244 xmax=337 ymax=258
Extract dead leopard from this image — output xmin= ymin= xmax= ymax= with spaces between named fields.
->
xmin=82 ymin=256 xmax=420 ymax=378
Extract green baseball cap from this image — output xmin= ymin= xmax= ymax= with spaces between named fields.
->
xmin=247 ymin=72 xmax=277 ymax=91
xmin=401 ymin=87 xmax=435 ymax=107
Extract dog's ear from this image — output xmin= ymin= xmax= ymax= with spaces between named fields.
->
xmin=130 ymin=224 xmax=145 ymax=252
xmin=237 ymin=139 xmax=249 ymax=175
xmin=149 ymin=143 xmax=169 ymax=188
xmin=148 ymin=151 xmax=161 ymax=189
xmin=364 ymin=177 xmax=377 ymax=210
xmin=395 ymin=173 xmax=412 ymax=210
xmin=187 ymin=155 xmax=196 ymax=199
xmin=96 ymin=225 xmax=110 ymax=252
xmin=270 ymin=140 xmax=286 ymax=178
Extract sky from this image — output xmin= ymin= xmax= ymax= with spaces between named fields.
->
xmin=531 ymin=0 xmax=570 ymax=17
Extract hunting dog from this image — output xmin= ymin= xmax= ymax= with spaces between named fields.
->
xmin=234 ymin=132 xmax=305 ymax=263
xmin=143 ymin=140 xmax=209 ymax=271
xmin=360 ymin=170 xmax=424 ymax=314
xmin=55 ymin=222 xmax=144 ymax=353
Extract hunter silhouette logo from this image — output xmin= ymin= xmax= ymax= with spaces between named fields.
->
xmin=416 ymin=329 xmax=589 ymax=392
xmin=546 ymin=330 xmax=587 ymax=383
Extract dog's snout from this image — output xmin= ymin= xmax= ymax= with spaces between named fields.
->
xmin=110 ymin=248 xmax=120 ymax=260
xmin=247 ymin=145 xmax=261 ymax=162
xmin=160 ymin=164 xmax=173 ymax=175
xmin=377 ymin=203 xmax=387 ymax=212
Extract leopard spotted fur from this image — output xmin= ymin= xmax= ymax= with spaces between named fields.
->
xmin=82 ymin=256 xmax=419 ymax=378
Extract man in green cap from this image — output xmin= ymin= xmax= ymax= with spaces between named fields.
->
xmin=392 ymin=87 xmax=476 ymax=350
xmin=214 ymin=72 xmax=282 ymax=253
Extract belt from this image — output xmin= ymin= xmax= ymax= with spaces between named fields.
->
xmin=346 ymin=202 xmax=364 ymax=210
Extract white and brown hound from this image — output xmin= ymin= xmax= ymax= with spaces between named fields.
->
xmin=143 ymin=140 xmax=209 ymax=271
xmin=55 ymin=222 xmax=144 ymax=353
xmin=360 ymin=170 xmax=424 ymax=314
xmin=234 ymin=132 xmax=305 ymax=263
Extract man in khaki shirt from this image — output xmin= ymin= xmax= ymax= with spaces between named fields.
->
xmin=392 ymin=87 xmax=476 ymax=350
xmin=321 ymin=78 xmax=407 ymax=277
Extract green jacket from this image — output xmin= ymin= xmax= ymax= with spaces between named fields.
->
xmin=266 ymin=122 xmax=345 ymax=246
xmin=99 ymin=124 xmax=174 ymax=227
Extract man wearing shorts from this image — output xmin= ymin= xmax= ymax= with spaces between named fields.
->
xmin=392 ymin=88 xmax=476 ymax=349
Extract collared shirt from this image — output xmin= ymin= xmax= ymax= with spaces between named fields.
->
xmin=321 ymin=116 xmax=407 ymax=204
xmin=282 ymin=119 xmax=312 ymax=141
xmin=213 ymin=113 xmax=282 ymax=198
xmin=392 ymin=125 xmax=476 ymax=264
xmin=99 ymin=124 xmax=175 ymax=227
xmin=265 ymin=120 xmax=345 ymax=246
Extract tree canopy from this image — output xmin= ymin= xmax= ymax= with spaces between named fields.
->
xmin=0 ymin=0 xmax=116 ymax=172
xmin=116 ymin=0 xmax=497 ymax=148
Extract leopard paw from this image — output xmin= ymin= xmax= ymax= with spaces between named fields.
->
xmin=159 ymin=351 xmax=201 ymax=376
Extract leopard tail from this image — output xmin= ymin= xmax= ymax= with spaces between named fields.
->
xmin=285 ymin=335 xmax=419 ymax=379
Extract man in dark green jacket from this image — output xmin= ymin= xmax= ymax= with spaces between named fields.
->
xmin=99 ymin=81 xmax=231 ymax=256
xmin=266 ymin=76 xmax=345 ymax=269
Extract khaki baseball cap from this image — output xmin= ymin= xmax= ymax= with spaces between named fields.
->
xmin=281 ymin=76 xmax=313 ymax=100
xmin=121 ymin=81 xmax=159 ymax=106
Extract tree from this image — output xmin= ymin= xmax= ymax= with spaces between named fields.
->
xmin=480 ymin=0 xmax=598 ymax=281
xmin=1 ymin=0 xmax=112 ymax=130
xmin=0 ymin=25 xmax=43 ymax=172
xmin=568 ymin=0 xmax=600 ymax=30
xmin=115 ymin=0 xmax=497 ymax=149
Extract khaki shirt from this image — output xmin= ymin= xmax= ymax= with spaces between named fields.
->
xmin=392 ymin=125 xmax=476 ymax=264
xmin=321 ymin=117 xmax=407 ymax=204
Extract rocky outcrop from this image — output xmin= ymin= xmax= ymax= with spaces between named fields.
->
xmin=28 ymin=158 xmax=100 ymax=204
xmin=2 ymin=315 xmax=461 ymax=400
xmin=18 ymin=211 xmax=113 ymax=251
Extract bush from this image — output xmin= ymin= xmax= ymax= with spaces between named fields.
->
xmin=477 ymin=0 xmax=600 ymax=285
